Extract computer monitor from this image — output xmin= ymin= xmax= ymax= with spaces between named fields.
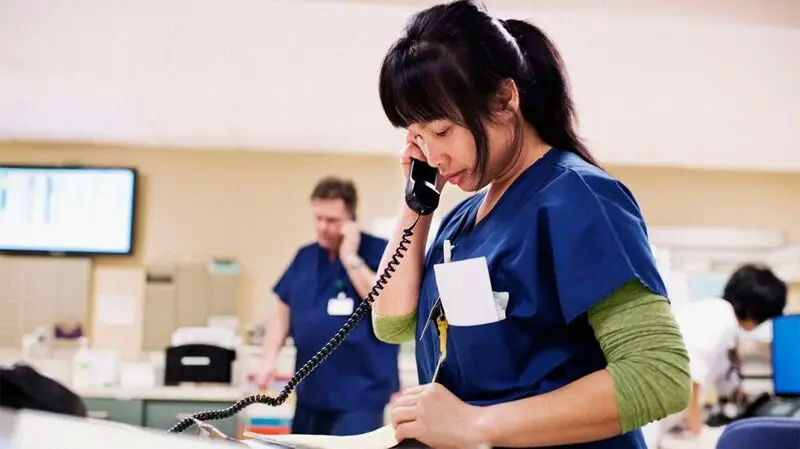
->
xmin=0 ymin=165 xmax=138 ymax=256
xmin=772 ymin=314 xmax=800 ymax=397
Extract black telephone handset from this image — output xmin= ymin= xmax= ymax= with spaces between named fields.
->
xmin=167 ymin=160 xmax=439 ymax=448
xmin=405 ymin=158 xmax=440 ymax=216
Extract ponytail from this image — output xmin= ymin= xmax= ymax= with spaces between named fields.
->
xmin=502 ymin=19 xmax=599 ymax=167
xmin=379 ymin=0 xmax=600 ymax=183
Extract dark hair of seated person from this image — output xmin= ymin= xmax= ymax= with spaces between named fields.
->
xmin=723 ymin=263 xmax=787 ymax=325
xmin=0 ymin=363 xmax=88 ymax=417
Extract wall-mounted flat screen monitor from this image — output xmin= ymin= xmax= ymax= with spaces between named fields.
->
xmin=0 ymin=165 xmax=137 ymax=256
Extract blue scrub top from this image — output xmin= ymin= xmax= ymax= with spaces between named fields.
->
xmin=274 ymin=232 xmax=399 ymax=412
xmin=416 ymin=149 xmax=667 ymax=449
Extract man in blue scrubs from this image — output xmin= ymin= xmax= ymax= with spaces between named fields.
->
xmin=255 ymin=177 xmax=399 ymax=436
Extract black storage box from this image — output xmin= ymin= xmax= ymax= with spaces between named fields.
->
xmin=164 ymin=344 xmax=236 ymax=386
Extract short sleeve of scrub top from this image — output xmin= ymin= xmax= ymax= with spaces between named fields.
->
xmin=414 ymin=149 xmax=667 ymax=448
xmin=540 ymin=165 xmax=668 ymax=323
xmin=273 ymin=251 xmax=301 ymax=306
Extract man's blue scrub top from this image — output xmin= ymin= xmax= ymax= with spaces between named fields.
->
xmin=416 ymin=148 xmax=668 ymax=448
xmin=274 ymin=232 xmax=399 ymax=412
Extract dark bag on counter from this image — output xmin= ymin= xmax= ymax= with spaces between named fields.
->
xmin=0 ymin=363 xmax=87 ymax=417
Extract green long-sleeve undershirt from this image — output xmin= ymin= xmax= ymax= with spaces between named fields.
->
xmin=371 ymin=279 xmax=692 ymax=432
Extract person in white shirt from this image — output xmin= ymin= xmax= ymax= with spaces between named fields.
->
xmin=642 ymin=264 xmax=787 ymax=448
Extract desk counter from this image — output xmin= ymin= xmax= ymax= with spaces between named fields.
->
xmin=77 ymin=385 xmax=294 ymax=437
xmin=75 ymin=385 xmax=255 ymax=402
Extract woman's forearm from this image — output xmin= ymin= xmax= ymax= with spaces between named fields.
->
xmin=469 ymin=281 xmax=691 ymax=448
xmin=372 ymin=205 xmax=433 ymax=317
xmin=473 ymin=370 xmax=620 ymax=448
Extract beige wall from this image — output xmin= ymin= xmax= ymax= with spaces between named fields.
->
xmin=2 ymin=142 xmax=800 ymax=324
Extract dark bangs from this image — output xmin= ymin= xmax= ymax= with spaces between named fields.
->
xmin=379 ymin=42 xmax=473 ymax=129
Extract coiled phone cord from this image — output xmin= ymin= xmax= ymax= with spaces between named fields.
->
xmin=167 ymin=213 xmax=422 ymax=433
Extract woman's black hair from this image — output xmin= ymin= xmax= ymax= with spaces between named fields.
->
xmin=379 ymin=0 xmax=598 ymax=181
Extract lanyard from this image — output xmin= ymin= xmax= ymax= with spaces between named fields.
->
xmin=430 ymin=239 xmax=453 ymax=382
xmin=419 ymin=238 xmax=454 ymax=341
xmin=432 ymin=313 xmax=449 ymax=382
xmin=334 ymin=278 xmax=346 ymax=293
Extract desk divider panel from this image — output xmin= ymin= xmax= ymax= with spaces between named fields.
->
xmin=91 ymin=266 xmax=146 ymax=361
xmin=143 ymin=262 xmax=241 ymax=351
xmin=0 ymin=256 xmax=91 ymax=347
xmin=143 ymin=267 xmax=178 ymax=352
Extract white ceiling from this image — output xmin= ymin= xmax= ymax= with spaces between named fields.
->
xmin=1 ymin=0 xmax=798 ymax=170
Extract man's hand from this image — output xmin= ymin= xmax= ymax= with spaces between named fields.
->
xmin=340 ymin=220 xmax=361 ymax=259
xmin=252 ymin=358 xmax=277 ymax=391
xmin=730 ymin=388 xmax=748 ymax=408
xmin=681 ymin=381 xmax=705 ymax=436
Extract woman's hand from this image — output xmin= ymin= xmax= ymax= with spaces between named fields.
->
xmin=391 ymin=383 xmax=487 ymax=449
xmin=401 ymin=131 xmax=446 ymax=191
xmin=401 ymin=131 xmax=427 ymax=180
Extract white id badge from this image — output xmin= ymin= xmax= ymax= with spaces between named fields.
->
xmin=327 ymin=292 xmax=355 ymax=316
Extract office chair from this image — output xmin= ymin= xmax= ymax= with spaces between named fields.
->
xmin=716 ymin=417 xmax=800 ymax=449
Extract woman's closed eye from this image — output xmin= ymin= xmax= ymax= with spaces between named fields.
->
xmin=434 ymin=127 xmax=452 ymax=137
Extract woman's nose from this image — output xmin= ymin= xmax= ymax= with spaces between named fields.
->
xmin=423 ymin=141 xmax=447 ymax=169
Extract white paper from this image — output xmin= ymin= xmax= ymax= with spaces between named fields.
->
xmin=171 ymin=326 xmax=238 ymax=349
xmin=207 ymin=315 xmax=240 ymax=331
xmin=433 ymin=257 xmax=500 ymax=326
xmin=119 ymin=362 xmax=158 ymax=388
xmin=95 ymin=294 xmax=136 ymax=326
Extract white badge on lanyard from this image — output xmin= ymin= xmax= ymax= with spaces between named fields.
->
xmin=327 ymin=291 xmax=354 ymax=316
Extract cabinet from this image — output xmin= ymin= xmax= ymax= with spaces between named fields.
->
xmin=82 ymin=397 xmax=238 ymax=437
xmin=144 ymin=400 xmax=237 ymax=436
xmin=83 ymin=398 xmax=144 ymax=426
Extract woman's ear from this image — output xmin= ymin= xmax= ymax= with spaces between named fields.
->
xmin=491 ymin=79 xmax=520 ymax=119
xmin=503 ymin=79 xmax=521 ymax=113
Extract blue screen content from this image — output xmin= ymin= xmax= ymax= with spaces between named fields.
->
xmin=773 ymin=315 xmax=800 ymax=396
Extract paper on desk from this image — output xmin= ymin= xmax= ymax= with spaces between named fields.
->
xmin=242 ymin=424 xmax=398 ymax=449
xmin=193 ymin=418 xmax=243 ymax=444
xmin=95 ymin=293 xmax=137 ymax=326
xmin=433 ymin=257 xmax=499 ymax=326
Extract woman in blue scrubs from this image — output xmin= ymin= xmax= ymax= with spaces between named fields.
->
xmin=371 ymin=1 xmax=692 ymax=448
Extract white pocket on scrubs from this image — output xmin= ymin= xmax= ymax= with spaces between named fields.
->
xmin=433 ymin=257 xmax=503 ymax=326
